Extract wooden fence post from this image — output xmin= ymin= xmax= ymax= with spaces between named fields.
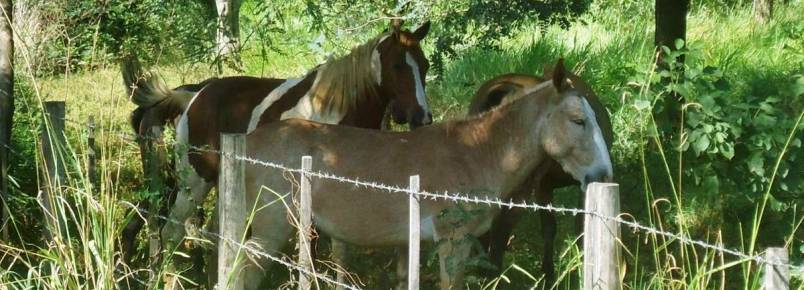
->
xmin=408 ymin=175 xmax=420 ymax=290
xmin=218 ymin=133 xmax=246 ymax=290
xmin=583 ymin=182 xmax=621 ymax=290
xmin=141 ymin=125 xmax=166 ymax=288
xmin=298 ymin=156 xmax=313 ymax=290
xmin=39 ymin=101 xmax=66 ymax=240
xmin=762 ymin=247 xmax=789 ymax=290
xmin=86 ymin=115 xmax=97 ymax=189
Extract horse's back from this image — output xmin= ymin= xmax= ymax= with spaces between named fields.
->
xmin=183 ymin=76 xmax=289 ymax=181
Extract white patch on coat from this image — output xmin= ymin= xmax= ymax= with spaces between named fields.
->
xmin=280 ymin=72 xmax=346 ymax=124
xmin=247 ymin=78 xmax=303 ymax=133
xmin=370 ymin=35 xmax=391 ymax=85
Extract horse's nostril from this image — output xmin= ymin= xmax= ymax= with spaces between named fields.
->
xmin=424 ymin=112 xmax=433 ymax=124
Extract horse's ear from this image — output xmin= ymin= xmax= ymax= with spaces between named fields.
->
xmin=412 ymin=21 xmax=431 ymax=41
xmin=551 ymin=58 xmax=568 ymax=92
xmin=390 ymin=18 xmax=403 ymax=34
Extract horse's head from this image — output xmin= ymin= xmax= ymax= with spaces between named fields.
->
xmin=372 ymin=20 xmax=432 ymax=129
xmin=540 ymin=59 xmax=613 ymax=190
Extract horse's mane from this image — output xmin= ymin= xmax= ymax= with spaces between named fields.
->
xmin=310 ymin=33 xmax=389 ymax=114
xmin=449 ymin=80 xmax=554 ymax=131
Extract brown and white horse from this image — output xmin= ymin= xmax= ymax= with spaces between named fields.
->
xmin=468 ymin=66 xmax=614 ymax=286
xmin=125 ymin=21 xmax=432 ymax=247
xmin=233 ymin=59 xmax=612 ymax=290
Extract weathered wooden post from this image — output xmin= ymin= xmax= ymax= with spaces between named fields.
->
xmin=298 ymin=155 xmax=313 ymax=290
xmin=86 ymin=115 xmax=97 ymax=189
xmin=408 ymin=175 xmax=420 ymax=290
xmin=142 ymin=125 xmax=166 ymax=289
xmin=39 ymin=101 xmax=66 ymax=240
xmin=583 ymin=182 xmax=621 ymax=290
xmin=218 ymin=133 xmax=246 ymax=290
xmin=762 ymin=247 xmax=789 ymax=290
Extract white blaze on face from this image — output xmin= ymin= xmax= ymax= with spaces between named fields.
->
xmin=580 ymin=98 xmax=613 ymax=180
xmin=247 ymin=78 xmax=303 ymax=133
xmin=406 ymin=52 xmax=431 ymax=123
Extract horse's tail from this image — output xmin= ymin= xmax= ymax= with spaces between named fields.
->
xmin=122 ymin=56 xmax=174 ymax=107
xmin=122 ymin=56 xmax=197 ymax=132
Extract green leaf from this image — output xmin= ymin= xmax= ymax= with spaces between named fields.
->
xmin=634 ymin=99 xmax=651 ymax=111
xmin=702 ymin=175 xmax=720 ymax=193
xmin=675 ymin=38 xmax=685 ymax=50
xmin=719 ymin=143 xmax=734 ymax=159
xmin=748 ymin=153 xmax=765 ymax=176
xmin=693 ymin=134 xmax=710 ymax=155
xmin=794 ymin=75 xmax=804 ymax=96
xmin=768 ymin=194 xmax=787 ymax=212
xmin=703 ymin=124 xmax=714 ymax=134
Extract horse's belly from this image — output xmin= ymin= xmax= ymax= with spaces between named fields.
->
xmin=314 ymin=212 xmax=438 ymax=246
xmin=310 ymin=182 xmax=440 ymax=246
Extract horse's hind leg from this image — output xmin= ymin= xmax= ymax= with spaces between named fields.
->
xmin=121 ymin=202 xmax=146 ymax=264
xmin=437 ymin=235 xmax=472 ymax=290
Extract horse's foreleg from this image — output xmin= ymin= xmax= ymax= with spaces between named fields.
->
xmin=537 ymin=190 xmax=557 ymax=287
xmin=395 ymin=247 xmax=408 ymax=290
xmin=331 ymin=239 xmax=350 ymax=290
xmin=438 ymin=236 xmax=472 ymax=290
xmin=481 ymin=207 xmax=523 ymax=277
xmin=161 ymin=168 xmax=213 ymax=249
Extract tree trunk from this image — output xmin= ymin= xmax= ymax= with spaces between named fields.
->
xmin=214 ymin=0 xmax=242 ymax=71
xmin=0 ymin=0 xmax=13 ymax=241
xmin=655 ymin=0 xmax=688 ymax=67
xmin=753 ymin=0 xmax=773 ymax=24
xmin=654 ymin=0 xmax=689 ymax=128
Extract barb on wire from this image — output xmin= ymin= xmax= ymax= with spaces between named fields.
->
xmin=117 ymin=201 xmax=363 ymax=290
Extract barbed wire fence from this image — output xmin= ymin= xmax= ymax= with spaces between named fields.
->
xmin=48 ymin=111 xmax=803 ymax=288
xmin=117 ymin=201 xmax=364 ymax=290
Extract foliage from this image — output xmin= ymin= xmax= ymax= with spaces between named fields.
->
xmin=24 ymin=0 xmax=214 ymax=75
xmin=427 ymin=0 xmax=591 ymax=74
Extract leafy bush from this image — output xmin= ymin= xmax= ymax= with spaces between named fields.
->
xmin=25 ymin=0 xmax=214 ymax=75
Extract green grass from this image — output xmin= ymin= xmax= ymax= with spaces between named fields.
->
xmin=2 ymin=1 xmax=803 ymax=289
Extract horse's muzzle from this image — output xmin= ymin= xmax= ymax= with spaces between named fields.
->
xmin=583 ymin=165 xmax=613 ymax=188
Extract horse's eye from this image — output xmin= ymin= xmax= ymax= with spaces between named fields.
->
xmin=572 ymin=119 xmax=585 ymax=126
xmin=393 ymin=63 xmax=405 ymax=70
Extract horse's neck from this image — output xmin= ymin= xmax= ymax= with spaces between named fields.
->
xmin=454 ymin=96 xmax=548 ymax=197
xmin=310 ymin=67 xmax=386 ymax=128
xmin=343 ymin=89 xmax=387 ymax=128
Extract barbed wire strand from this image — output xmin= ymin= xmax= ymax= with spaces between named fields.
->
xmin=42 ymin=127 xmax=803 ymax=272
xmin=118 ymin=202 xmax=363 ymax=290
xmin=187 ymin=145 xmax=802 ymax=271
